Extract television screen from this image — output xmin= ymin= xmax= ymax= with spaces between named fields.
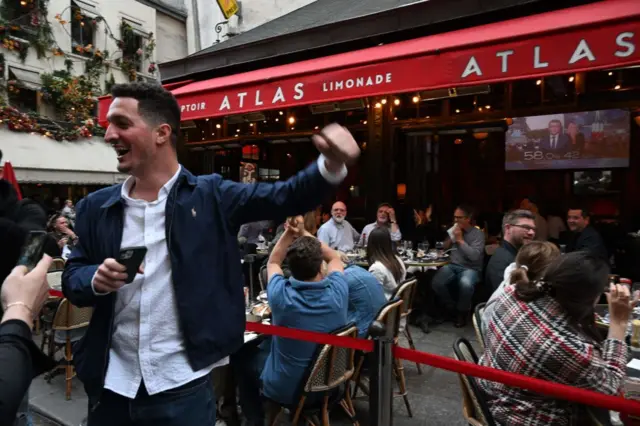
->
xmin=505 ymin=109 xmax=630 ymax=171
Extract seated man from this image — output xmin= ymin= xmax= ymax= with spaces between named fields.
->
xmin=566 ymin=205 xmax=608 ymax=262
xmin=233 ymin=219 xmax=348 ymax=426
xmin=432 ymin=205 xmax=485 ymax=328
xmin=485 ymin=209 xmax=536 ymax=291
xmin=359 ymin=203 xmax=402 ymax=246
xmin=317 ymin=202 xmax=360 ymax=252
xmin=343 ymin=264 xmax=387 ymax=337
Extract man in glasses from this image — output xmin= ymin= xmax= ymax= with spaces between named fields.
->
xmin=485 ymin=210 xmax=537 ymax=291
xmin=432 ymin=205 xmax=485 ymax=328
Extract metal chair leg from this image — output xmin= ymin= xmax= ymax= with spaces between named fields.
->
xmin=394 ymin=358 xmax=413 ymax=418
xmin=403 ymin=327 xmax=422 ymax=374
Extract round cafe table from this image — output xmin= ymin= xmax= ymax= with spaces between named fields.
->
xmin=354 ymin=258 xmax=449 ymax=269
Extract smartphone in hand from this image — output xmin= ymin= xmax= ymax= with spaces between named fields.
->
xmin=118 ymin=247 xmax=147 ymax=284
xmin=17 ymin=231 xmax=48 ymax=271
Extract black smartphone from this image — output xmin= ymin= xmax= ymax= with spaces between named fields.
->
xmin=17 ymin=231 xmax=48 ymax=271
xmin=118 ymin=247 xmax=147 ymax=284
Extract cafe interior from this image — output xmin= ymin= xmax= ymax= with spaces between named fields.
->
xmin=174 ymin=65 xmax=640 ymax=282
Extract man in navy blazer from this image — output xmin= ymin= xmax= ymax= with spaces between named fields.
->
xmin=61 ymin=82 xmax=360 ymax=426
xmin=540 ymin=119 xmax=569 ymax=152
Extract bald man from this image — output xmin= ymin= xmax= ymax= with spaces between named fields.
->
xmin=317 ymin=201 xmax=360 ymax=252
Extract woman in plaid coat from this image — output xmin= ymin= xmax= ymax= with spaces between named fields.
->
xmin=479 ymin=251 xmax=634 ymax=425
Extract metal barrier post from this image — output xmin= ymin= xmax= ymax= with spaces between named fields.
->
xmin=369 ymin=321 xmax=394 ymax=426
xmin=244 ymin=254 xmax=256 ymax=301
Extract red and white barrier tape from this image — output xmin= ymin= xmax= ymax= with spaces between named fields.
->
xmin=247 ymin=321 xmax=640 ymax=417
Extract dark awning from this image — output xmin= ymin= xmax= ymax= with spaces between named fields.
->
xmin=159 ymin=0 xmax=569 ymax=82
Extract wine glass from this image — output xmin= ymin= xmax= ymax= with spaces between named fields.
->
xmin=397 ymin=242 xmax=406 ymax=257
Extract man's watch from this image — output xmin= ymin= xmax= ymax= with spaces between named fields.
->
xmin=390 ymin=221 xmax=397 ymax=224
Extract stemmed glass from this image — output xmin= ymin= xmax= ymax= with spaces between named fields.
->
xmin=397 ymin=242 xmax=406 ymax=257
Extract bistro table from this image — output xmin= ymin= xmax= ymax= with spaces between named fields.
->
xmin=354 ymin=258 xmax=449 ymax=269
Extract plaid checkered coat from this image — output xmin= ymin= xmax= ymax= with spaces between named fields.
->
xmin=478 ymin=285 xmax=627 ymax=425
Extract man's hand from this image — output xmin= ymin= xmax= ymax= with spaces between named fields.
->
xmin=1 ymin=255 xmax=52 ymax=326
xmin=453 ymin=225 xmax=463 ymax=243
xmin=92 ymin=258 xmax=129 ymax=294
xmin=388 ymin=208 xmax=397 ymax=223
xmin=58 ymin=236 xmax=68 ymax=249
xmin=312 ymin=123 xmax=360 ymax=172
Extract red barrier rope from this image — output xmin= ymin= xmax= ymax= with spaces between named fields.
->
xmin=249 ymin=321 xmax=640 ymax=417
xmin=245 ymin=322 xmax=373 ymax=352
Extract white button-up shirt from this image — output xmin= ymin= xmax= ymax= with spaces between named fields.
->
xmin=101 ymin=167 xmax=226 ymax=398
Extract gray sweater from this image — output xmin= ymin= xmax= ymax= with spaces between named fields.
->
xmin=449 ymin=227 xmax=485 ymax=272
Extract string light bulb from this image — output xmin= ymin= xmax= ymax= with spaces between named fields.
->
xmin=568 ymin=76 xmax=575 ymax=82
xmin=412 ymin=96 xmax=420 ymax=103
xmin=393 ymin=99 xmax=400 ymax=106
xmin=380 ymin=99 xmax=387 ymax=105
xmin=536 ymin=79 xmax=542 ymax=86
xmin=288 ymin=116 xmax=295 ymax=124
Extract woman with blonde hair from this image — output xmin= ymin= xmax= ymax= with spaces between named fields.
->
xmin=482 ymin=241 xmax=560 ymax=335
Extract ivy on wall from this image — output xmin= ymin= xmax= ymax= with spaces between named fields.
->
xmin=0 ymin=0 xmax=156 ymax=141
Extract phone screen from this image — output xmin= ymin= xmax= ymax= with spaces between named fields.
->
xmin=17 ymin=231 xmax=47 ymax=271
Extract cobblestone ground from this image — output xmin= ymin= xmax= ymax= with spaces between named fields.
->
xmin=29 ymin=322 xmax=479 ymax=426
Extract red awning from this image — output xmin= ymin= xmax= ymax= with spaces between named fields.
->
xmin=98 ymin=0 xmax=640 ymax=125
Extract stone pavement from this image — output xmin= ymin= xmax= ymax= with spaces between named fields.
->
xmin=29 ymin=322 xmax=480 ymax=426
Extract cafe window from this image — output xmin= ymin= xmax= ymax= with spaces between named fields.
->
xmin=71 ymin=1 xmax=95 ymax=57
xmin=259 ymin=168 xmax=280 ymax=182
xmin=8 ymin=68 xmax=40 ymax=113
xmin=120 ymin=19 xmax=146 ymax=72
xmin=2 ymin=3 xmax=37 ymax=40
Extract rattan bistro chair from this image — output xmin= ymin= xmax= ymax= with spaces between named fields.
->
xmin=268 ymin=324 xmax=359 ymax=426
xmin=473 ymin=303 xmax=487 ymax=350
xmin=391 ymin=278 xmax=421 ymax=374
xmin=351 ymin=298 xmax=413 ymax=418
xmin=452 ymin=338 xmax=496 ymax=426
xmin=43 ymin=299 xmax=93 ymax=400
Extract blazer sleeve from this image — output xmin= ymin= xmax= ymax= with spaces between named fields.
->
xmin=218 ymin=157 xmax=342 ymax=230
xmin=62 ymin=198 xmax=100 ymax=307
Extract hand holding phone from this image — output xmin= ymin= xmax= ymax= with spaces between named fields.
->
xmin=92 ymin=247 xmax=146 ymax=293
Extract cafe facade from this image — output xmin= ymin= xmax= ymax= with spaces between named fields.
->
xmin=99 ymin=0 xmax=640 ymax=229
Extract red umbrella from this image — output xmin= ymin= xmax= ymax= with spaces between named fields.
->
xmin=2 ymin=162 xmax=22 ymax=200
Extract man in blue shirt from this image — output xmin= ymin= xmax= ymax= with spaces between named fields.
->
xmin=317 ymin=201 xmax=360 ymax=251
xmin=233 ymin=219 xmax=348 ymax=425
xmin=344 ymin=265 xmax=386 ymax=337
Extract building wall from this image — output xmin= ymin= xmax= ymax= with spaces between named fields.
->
xmin=3 ymin=0 xmax=190 ymax=118
xmin=235 ymin=0 xmax=316 ymax=34
xmin=196 ymin=0 xmax=316 ymax=49
xmin=156 ymin=12 xmax=189 ymax=62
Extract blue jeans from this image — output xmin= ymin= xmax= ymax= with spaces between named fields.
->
xmin=432 ymin=264 xmax=480 ymax=312
xmin=87 ymin=376 xmax=215 ymax=426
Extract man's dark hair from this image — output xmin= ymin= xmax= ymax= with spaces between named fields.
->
xmin=111 ymin=82 xmax=181 ymax=147
xmin=286 ymin=236 xmax=323 ymax=281
xmin=456 ymin=204 xmax=475 ymax=220
xmin=568 ymin=204 xmax=590 ymax=218
xmin=502 ymin=209 xmax=535 ymax=230
xmin=377 ymin=202 xmax=392 ymax=210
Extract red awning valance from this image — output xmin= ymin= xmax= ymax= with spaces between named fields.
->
xmin=98 ymin=0 xmax=640 ymax=125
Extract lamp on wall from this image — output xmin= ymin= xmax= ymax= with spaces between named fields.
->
xmin=397 ymin=183 xmax=407 ymax=200
xmin=634 ymin=115 xmax=640 ymax=127
xmin=473 ymin=132 xmax=489 ymax=140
